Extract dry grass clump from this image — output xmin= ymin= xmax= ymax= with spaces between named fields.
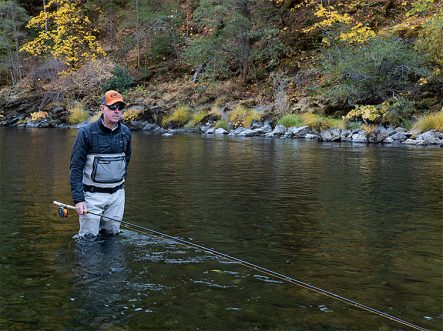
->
xmin=162 ymin=105 xmax=193 ymax=127
xmin=360 ymin=124 xmax=378 ymax=135
xmin=187 ymin=109 xmax=208 ymax=127
xmin=301 ymin=113 xmax=345 ymax=130
xmin=88 ymin=112 xmax=102 ymax=123
xmin=413 ymin=111 xmax=443 ymax=133
xmin=228 ymin=105 xmax=261 ymax=128
xmin=68 ymin=102 xmax=89 ymax=124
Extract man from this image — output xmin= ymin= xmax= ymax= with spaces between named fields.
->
xmin=70 ymin=90 xmax=132 ymax=241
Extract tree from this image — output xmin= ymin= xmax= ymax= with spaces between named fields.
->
xmin=0 ymin=0 xmax=29 ymax=85
xmin=20 ymin=0 xmax=105 ymax=72
xmin=183 ymin=0 xmax=286 ymax=82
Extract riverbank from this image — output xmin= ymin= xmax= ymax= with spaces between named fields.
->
xmin=1 ymin=87 xmax=442 ymax=146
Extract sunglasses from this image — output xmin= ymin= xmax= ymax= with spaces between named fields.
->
xmin=106 ymin=103 xmax=124 ymax=111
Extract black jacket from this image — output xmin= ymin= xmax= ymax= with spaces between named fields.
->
xmin=69 ymin=117 xmax=132 ymax=203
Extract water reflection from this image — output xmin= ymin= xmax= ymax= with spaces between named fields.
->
xmin=0 ymin=129 xmax=442 ymax=330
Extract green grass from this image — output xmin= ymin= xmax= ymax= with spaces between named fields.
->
xmin=277 ymin=114 xmax=303 ymax=128
xmin=214 ymin=119 xmax=229 ymax=130
xmin=187 ymin=109 xmax=208 ymax=127
xmin=162 ymin=105 xmax=193 ymax=127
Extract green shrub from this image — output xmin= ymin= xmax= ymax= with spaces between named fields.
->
xmin=416 ymin=10 xmax=443 ymax=68
xmin=380 ymin=98 xmax=416 ymax=127
xmin=150 ymin=33 xmax=176 ymax=61
xmin=102 ymin=65 xmax=134 ymax=92
xmin=413 ymin=111 xmax=443 ymax=132
xmin=318 ymin=37 xmax=429 ymax=106
xmin=68 ymin=102 xmax=89 ymax=124
xmin=277 ymin=114 xmax=303 ymax=128
xmin=162 ymin=105 xmax=193 ymax=128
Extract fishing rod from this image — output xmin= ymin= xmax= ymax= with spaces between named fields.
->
xmin=53 ymin=200 xmax=427 ymax=331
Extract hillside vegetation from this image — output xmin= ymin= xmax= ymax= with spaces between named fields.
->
xmin=0 ymin=0 xmax=442 ymax=128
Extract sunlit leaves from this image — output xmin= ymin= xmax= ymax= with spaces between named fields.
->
xmin=20 ymin=0 xmax=105 ymax=72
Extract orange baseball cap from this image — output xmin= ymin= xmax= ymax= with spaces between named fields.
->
xmin=102 ymin=90 xmax=126 ymax=106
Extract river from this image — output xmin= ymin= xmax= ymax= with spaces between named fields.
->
xmin=0 ymin=128 xmax=442 ymax=330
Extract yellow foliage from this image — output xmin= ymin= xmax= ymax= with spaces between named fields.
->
xmin=345 ymin=104 xmax=387 ymax=123
xmin=303 ymin=4 xmax=352 ymax=33
xmin=416 ymin=9 xmax=443 ymax=67
xmin=30 ymin=111 xmax=48 ymax=121
xmin=122 ymin=109 xmax=142 ymax=122
xmin=20 ymin=0 xmax=105 ymax=72
xmin=339 ymin=23 xmax=376 ymax=44
xmin=303 ymin=3 xmax=376 ymax=45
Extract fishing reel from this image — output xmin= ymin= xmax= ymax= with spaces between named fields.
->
xmin=58 ymin=206 xmax=69 ymax=218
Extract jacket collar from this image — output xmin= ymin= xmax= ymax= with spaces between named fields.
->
xmin=98 ymin=114 xmax=121 ymax=133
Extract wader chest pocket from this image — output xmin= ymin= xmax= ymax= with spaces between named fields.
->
xmin=92 ymin=155 xmax=126 ymax=183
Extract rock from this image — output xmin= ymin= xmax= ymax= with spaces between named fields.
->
xmin=199 ymin=124 xmax=211 ymax=132
xmin=416 ymin=130 xmax=443 ymax=145
xmin=384 ymin=132 xmax=408 ymax=143
xmin=269 ymin=124 xmax=286 ymax=137
xmin=214 ymin=128 xmax=228 ymax=135
xmin=143 ymin=123 xmax=159 ymax=131
xmin=232 ymin=127 xmax=247 ymax=135
xmin=52 ymin=106 xmax=65 ymax=114
xmin=238 ymin=129 xmax=256 ymax=137
xmin=340 ymin=129 xmax=352 ymax=141
xmin=250 ymin=120 xmax=263 ymax=130
xmin=291 ymin=96 xmax=326 ymax=114
xmin=350 ymin=130 xmax=367 ymax=143
xmin=205 ymin=128 xmax=216 ymax=134
xmin=285 ymin=126 xmax=310 ymax=138
xmin=403 ymin=138 xmax=418 ymax=145
xmin=128 ymin=120 xmax=147 ymax=130
xmin=319 ymin=128 xmax=341 ymax=142
xmin=368 ymin=126 xmax=394 ymax=143
xmin=305 ymin=133 xmax=319 ymax=140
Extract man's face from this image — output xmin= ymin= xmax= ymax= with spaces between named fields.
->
xmin=101 ymin=103 xmax=124 ymax=126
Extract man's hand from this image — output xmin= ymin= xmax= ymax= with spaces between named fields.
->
xmin=75 ymin=202 xmax=88 ymax=215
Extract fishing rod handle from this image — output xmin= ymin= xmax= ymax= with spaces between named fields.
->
xmin=53 ymin=201 xmax=76 ymax=210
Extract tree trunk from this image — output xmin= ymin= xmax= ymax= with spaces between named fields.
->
xmin=135 ymin=0 xmax=140 ymax=69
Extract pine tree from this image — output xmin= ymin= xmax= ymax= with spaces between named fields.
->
xmin=0 ymin=0 xmax=29 ymax=84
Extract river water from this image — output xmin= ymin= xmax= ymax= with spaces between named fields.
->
xmin=0 ymin=128 xmax=442 ymax=330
